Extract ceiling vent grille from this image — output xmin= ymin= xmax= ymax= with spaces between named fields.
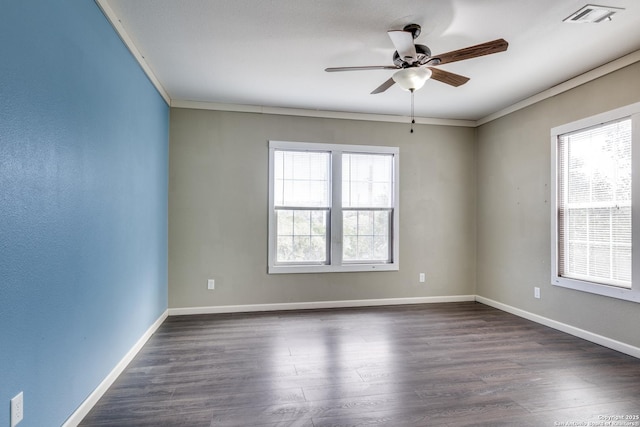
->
xmin=562 ymin=4 xmax=624 ymax=24
xmin=563 ymin=4 xmax=624 ymax=23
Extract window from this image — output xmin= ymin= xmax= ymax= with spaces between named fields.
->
xmin=268 ymin=141 xmax=399 ymax=273
xmin=551 ymin=102 xmax=640 ymax=302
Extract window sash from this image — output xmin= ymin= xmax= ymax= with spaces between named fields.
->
xmin=273 ymin=149 xmax=331 ymax=208
xmin=274 ymin=207 xmax=330 ymax=265
xmin=558 ymin=207 xmax=632 ymax=288
xmin=342 ymin=208 xmax=393 ymax=263
xmin=342 ymin=153 xmax=394 ymax=209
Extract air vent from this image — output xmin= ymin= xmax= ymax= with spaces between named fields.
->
xmin=563 ymin=4 xmax=624 ymax=23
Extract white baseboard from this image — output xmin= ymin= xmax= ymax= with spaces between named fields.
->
xmin=475 ymin=296 xmax=640 ymax=359
xmin=62 ymin=309 xmax=169 ymax=427
xmin=168 ymin=295 xmax=476 ymax=316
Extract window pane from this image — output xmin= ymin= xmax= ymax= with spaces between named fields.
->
xmin=374 ymin=210 xmax=389 ymax=237
xmin=276 ymin=209 xmax=327 ymax=263
xmin=274 ymin=150 xmax=330 ymax=207
xmin=343 ymin=153 xmax=393 ymax=208
xmin=566 ymin=242 xmax=587 ymax=275
xmin=277 ymin=210 xmax=294 ymax=238
xmin=293 ymin=211 xmax=311 ymax=235
xmin=373 ymin=236 xmax=389 ymax=261
xmin=558 ymin=119 xmax=632 ymax=288
xmin=613 ymin=245 xmax=632 ymax=282
xmin=343 ymin=210 xmax=390 ymax=262
xmin=343 ymin=236 xmax=357 ymax=260
xmin=358 ymin=211 xmax=374 ymax=235
xmin=589 ymin=244 xmax=611 ymax=279
xmin=566 ymin=208 xmax=587 ymax=241
xmin=357 ymin=236 xmax=374 ymax=260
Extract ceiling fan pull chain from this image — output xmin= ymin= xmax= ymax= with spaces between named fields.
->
xmin=410 ymin=89 xmax=415 ymax=133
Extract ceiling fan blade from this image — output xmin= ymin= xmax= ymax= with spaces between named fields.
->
xmin=432 ymin=38 xmax=508 ymax=65
xmin=388 ymin=30 xmax=417 ymax=63
xmin=325 ymin=65 xmax=398 ymax=72
xmin=371 ymin=77 xmax=396 ymax=94
xmin=428 ymin=67 xmax=470 ymax=87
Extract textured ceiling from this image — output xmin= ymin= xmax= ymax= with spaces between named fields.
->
xmin=102 ymin=0 xmax=640 ymax=121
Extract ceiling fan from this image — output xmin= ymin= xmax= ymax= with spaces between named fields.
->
xmin=325 ymin=24 xmax=509 ymax=95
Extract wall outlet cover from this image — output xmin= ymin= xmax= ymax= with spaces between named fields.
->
xmin=11 ymin=391 xmax=24 ymax=427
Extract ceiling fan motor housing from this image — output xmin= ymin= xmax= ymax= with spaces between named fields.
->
xmin=393 ymin=44 xmax=431 ymax=67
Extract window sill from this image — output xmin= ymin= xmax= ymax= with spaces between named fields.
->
xmin=268 ymin=263 xmax=399 ymax=274
xmin=552 ymin=276 xmax=640 ymax=303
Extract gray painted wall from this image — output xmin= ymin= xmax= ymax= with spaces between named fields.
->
xmin=169 ymin=109 xmax=476 ymax=308
xmin=169 ymin=61 xmax=640 ymax=349
xmin=476 ymin=62 xmax=640 ymax=348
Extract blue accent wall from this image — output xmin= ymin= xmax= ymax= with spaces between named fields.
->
xmin=0 ymin=1 xmax=169 ymax=425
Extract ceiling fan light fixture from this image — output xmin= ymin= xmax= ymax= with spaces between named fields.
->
xmin=392 ymin=67 xmax=432 ymax=91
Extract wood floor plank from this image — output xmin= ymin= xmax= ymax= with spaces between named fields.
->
xmin=80 ymin=302 xmax=640 ymax=426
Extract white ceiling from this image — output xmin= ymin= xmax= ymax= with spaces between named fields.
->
xmin=101 ymin=0 xmax=640 ymax=121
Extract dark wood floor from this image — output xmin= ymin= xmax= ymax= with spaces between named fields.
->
xmin=80 ymin=302 xmax=640 ymax=426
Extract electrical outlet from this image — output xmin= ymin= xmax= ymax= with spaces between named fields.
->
xmin=419 ymin=273 xmax=425 ymax=283
xmin=11 ymin=391 xmax=23 ymax=427
xmin=207 ymin=279 xmax=215 ymax=290
xmin=534 ymin=287 xmax=541 ymax=299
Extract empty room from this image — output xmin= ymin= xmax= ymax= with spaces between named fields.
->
xmin=2 ymin=1 xmax=640 ymax=426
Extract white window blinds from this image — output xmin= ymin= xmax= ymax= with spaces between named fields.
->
xmin=557 ymin=118 xmax=632 ymax=288
xmin=274 ymin=150 xmax=330 ymax=207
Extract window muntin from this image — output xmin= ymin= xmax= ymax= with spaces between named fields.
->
xmin=551 ymin=102 xmax=640 ymax=303
xmin=268 ymin=141 xmax=399 ymax=274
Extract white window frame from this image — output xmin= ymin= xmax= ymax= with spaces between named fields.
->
xmin=551 ymin=102 xmax=640 ymax=303
xmin=268 ymin=140 xmax=399 ymax=274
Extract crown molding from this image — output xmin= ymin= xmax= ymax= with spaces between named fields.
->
xmin=95 ymin=0 xmax=170 ymax=105
xmin=476 ymin=49 xmax=640 ymax=126
xmin=170 ymin=100 xmax=477 ymax=127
